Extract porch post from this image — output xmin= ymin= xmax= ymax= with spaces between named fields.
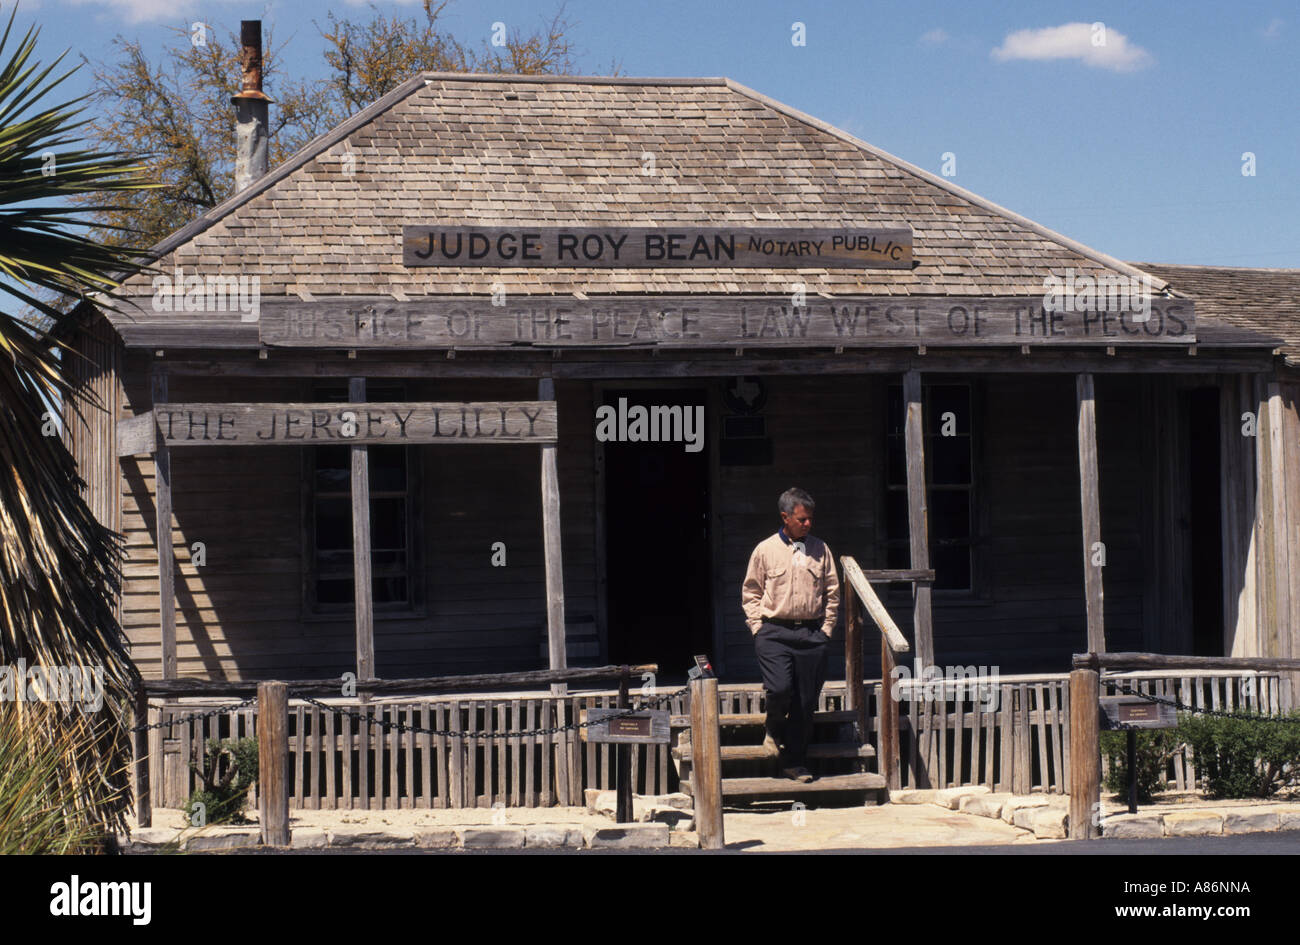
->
xmin=151 ymin=371 xmax=176 ymax=680
xmin=350 ymin=377 xmax=375 ymax=680
xmin=1076 ymin=373 xmax=1106 ymax=653
xmin=902 ymin=371 xmax=934 ymax=670
xmin=539 ymin=377 xmax=568 ymax=695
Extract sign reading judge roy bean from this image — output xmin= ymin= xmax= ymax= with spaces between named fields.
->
xmin=402 ymin=226 xmax=913 ymax=268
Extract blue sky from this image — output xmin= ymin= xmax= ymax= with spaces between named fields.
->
xmin=11 ymin=0 xmax=1299 ymax=266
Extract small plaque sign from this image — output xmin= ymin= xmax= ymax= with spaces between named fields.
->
xmin=583 ymin=708 xmax=671 ymax=744
xmin=1099 ymin=696 xmax=1177 ymax=730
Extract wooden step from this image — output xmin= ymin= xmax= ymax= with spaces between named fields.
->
xmin=682 ymin=772 xmax=887 ymax=798
xmin=673 ymin=742 xmax=876 ymax=762
xmin=670 ymin=709 xmax=858 ymax=728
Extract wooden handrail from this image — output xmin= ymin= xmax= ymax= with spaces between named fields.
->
xmin=138 ymin=664 xmax=660 ymax=698
xmin=1073 ymin=652 xmax=1300 ymax=672
xmin=841 ymin=556 xmax=911 ymax=654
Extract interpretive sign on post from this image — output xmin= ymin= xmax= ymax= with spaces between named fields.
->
xmin=1099 ymin=696 xmax=1178 ymax=730
xmin=581 ymin=708 xmax=671 ymax=744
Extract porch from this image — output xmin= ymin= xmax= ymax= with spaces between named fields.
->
xmin=140 ymin=668 xmax=1292 ymax=810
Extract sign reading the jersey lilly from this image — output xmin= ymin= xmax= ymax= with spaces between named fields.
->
xmin=402 ymin=226 xmax=913 ymax=269
xmin=146 ymin=402 xmax=558 ymax=445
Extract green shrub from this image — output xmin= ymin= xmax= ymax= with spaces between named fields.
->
xmin=0 ymin=703 xmax=120 ymax=854
xmin=1101 ymin=728 xmax=1178 ymax=803
xmin=184 ymin=737 xmax=258 ymax=825
xmin=1179 ymin=710 xmax=1300 ymax=799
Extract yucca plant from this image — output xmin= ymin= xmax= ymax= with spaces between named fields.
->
xmin=0 ymin=701 xmax=124 ymax=854
xmin=0 ymin=4 xmax=157 ymax=848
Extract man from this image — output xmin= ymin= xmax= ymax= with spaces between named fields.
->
xmin=741 ymin=487 xmax=840 ymax=782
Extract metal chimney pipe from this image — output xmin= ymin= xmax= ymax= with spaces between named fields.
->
xmin=231 ymin=20 xmax=272 ymax=193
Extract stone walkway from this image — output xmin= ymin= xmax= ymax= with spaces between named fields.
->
xmin=892 ymin=786 xmax=1300 ymax=840
xmin=120 ymin=787 xmax=1300 ymax=852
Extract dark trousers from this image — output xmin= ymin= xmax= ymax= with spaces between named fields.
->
xmin=754 ymin=621 xmax=829 ymax=767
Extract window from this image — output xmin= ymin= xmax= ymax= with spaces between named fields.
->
xmin=304 ymin=384 xmax=420 ymax=615
xmin=885 ymin=382 xmax=976 ymax=593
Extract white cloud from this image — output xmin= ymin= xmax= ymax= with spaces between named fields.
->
xmin=64 ymin=0 xmax=201 ymax=24
xmin=992 ymin=22 xmax=1153 ymax=72
xmin=920 ymin=28 xmax=950 ymax=46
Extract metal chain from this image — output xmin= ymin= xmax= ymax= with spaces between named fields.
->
xmin=129 ymin=697 xmax=257 ymax=734
xmin=301 ymin=685 xmax=691 ymax=739
xmin=1104 ymin=682 xmax=1300 ymax=726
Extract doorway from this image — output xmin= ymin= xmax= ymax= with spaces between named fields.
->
xmin=1186 ymin=386 xmax=1224 ymax=656
xmin=601 ymin=387 xmax=712 ymax=676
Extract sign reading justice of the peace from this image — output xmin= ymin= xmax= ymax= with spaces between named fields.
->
xmin=402 ymin=227 xmax=913 ymax=269
xmin=258 ymin=295 xmax=1196 ymax=348
xmin=134 ymin=402 xmax=557 ymax=448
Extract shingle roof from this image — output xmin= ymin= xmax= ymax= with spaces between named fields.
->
xmin=108 ymin=73 xmax=1167 ymax=334
xmin=1132 ymin=262 xmax=1298 ymax=360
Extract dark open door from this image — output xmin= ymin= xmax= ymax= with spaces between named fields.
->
xmin=603 ymin=387 xmax=712 ymax=676
xmin=1187 ymin=386 xmax=1224 ymax=655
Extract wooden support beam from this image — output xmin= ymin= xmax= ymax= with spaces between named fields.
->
xmin=132 ymin=687 xmax=151 ymax=828
xmin=152 ymin=372 xmax=176 ymax=680
xmin=1264 ymin=381 xmax=1289 ymax=661
xmin=1076 ymin=373 xmax=1106 ymax=654
xmin=902 ymin=371 xmax=934 ymax=670
xmin=539 ymin=377 xmax=568 ymax=695
xmin=350 ymin=378 xmax=374 ymax=681
xmin=689 ymin=676 xmax=724 ymax=850
xmin=257 ymin=681 xmax=290 ymax=847
xmin=1068 ymin=668 xmax=1101 ymax=840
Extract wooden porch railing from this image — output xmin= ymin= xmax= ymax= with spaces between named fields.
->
xmin=840 ymin=555 xmax=920 ymax=789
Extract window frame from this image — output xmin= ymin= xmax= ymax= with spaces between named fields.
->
xmin=882 ymin=378 xmax=988 ymax=603
xmin=300 ymin=382 xmax=425 ymax=621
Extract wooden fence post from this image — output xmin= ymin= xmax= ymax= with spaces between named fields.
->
xmin=133 ymin=687 xmax=151 ymax=828
xmin=1069 ymin=668 xmax=1101 ymax=840
xmin=258 ymin=681 xmax=290 ymax=846
xmin=843 ymin=584 xmax=866 ymax=761
xmin=880 ymin=635 xmax=900 ymax=790
xmin=616 ymin=671 xmax=633 ymax=822
xmin=689 ymin=676 xmax=724 ymax=850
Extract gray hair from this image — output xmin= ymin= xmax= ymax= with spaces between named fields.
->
xmin=778 ymin=487 xmax=815 ymax=515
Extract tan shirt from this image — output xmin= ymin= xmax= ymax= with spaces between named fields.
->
xmin=741 ymin=531 xmax=840 ymax=637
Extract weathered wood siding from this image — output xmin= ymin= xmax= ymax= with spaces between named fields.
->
xmin=118 ymin=373 xmax=596 ymax=679
xmin=850 ymin=374 xmax=1149 ymax=677
xmin=62 ymin=314 xmax=124 ymax=629
xmin=716 ymin=374 xmax=878 ymax=678
xmin=108 ymin=361 xmax=1281 ymax=682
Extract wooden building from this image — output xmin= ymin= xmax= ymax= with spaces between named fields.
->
xmin=61 ymin=72 xmax=1300 ymax=805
